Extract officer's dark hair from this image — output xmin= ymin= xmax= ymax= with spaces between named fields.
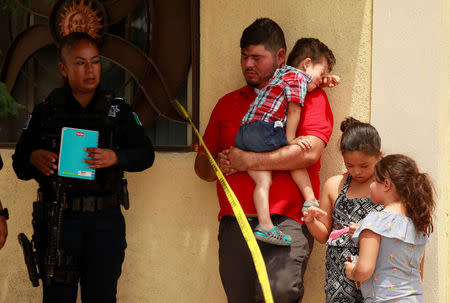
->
xmin=340 ymin=117 xmax=381 ymax=156
xmin=240 ymin=18 xmax=286 ymax=54
xmin=287 ymin=38 xmax=336 ymax=72
xmin=58 ymin=32 xmax=100 ymax=63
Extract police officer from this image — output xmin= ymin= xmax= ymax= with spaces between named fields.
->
xmin=12 ymin=32 xmax=154 ymax=302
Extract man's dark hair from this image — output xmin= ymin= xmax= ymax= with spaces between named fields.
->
xmin=240 ymin=18 xmax=286 ymax=54
xmin=58 ymin=32 xmax=100 ymax=62
xmin=287 ymin=38 xmax=336 ymax=72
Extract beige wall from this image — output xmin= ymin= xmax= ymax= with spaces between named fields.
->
xmin=371 ymin=1 xmax=450 ymax=302
xmin=0 ymin=0 xmax=447 ymax=302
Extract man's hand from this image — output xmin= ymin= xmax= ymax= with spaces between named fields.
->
xmin=84 ymin=148 xmax=118 ymax=169
xmin=301 ymin=206 xmax=327 ymax=223
xmin=227 ymin=146 xmax=251 ymax=172
xmin=320 ymin=75 xmax=341 ymax=88
xmin=217 ymin=149 xmax=237 ymax=175
xmin=0 ymin=216 xmax=7 ymax=249
xmin=290 ymin=136 xmax=312 ymax=150
xmin=30 ymin=149 xmax=59 ymax=175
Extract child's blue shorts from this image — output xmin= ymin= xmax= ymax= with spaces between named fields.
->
xmin=235 ymin=120 xmax=289 ymax=152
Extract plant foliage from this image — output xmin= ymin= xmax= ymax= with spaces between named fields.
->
xmin=0 ymin=0 xmax=24 ymax=16
xmin=0 ymin=82 xmax=24 ymax=117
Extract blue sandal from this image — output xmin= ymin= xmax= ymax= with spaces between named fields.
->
xmin=302 ymin=200 xmax=320 ymax=213
xmin=254 ymin=225 xmax=291 ymax=246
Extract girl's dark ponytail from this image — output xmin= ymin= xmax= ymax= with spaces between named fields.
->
xmin=403 ymin=172 xmax=435 ymax=235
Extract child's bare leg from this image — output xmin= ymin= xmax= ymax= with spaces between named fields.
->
xmin=249 ymin=170 xmax=291 ymax=246
xmin=290 ymin=168 xmax=317 ymax=204
xmin=248 ymin=170 xmax=273 ymax=230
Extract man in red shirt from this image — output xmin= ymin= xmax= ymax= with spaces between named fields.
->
xmin=195 ymin=18 xmax=334 ymax=303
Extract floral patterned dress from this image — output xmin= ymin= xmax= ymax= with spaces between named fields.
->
xmin=325 ymin=175 xmax=383 ymax=303
xmin=352 ymin=209 xmax=429 ymax=302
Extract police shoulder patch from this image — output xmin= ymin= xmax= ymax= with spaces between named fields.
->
xmin=132 ymin=112 xmax=142 ymax=126
xmin=108 ymin=105 xmax=120 ymax=117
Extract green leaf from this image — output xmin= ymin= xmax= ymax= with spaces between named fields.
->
xmin=0 ymin=0 xmax=23 ymax=16
xmin=0 ymin=82 xmax=25 ymax=118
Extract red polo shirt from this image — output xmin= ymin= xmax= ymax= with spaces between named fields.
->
xmin=202 ymin=85 xmax=333 ymax=222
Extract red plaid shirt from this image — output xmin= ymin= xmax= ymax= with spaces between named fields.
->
xmin=242 ymin=65 xmax=311 ymax=126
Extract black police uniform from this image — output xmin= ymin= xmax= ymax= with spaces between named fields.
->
xmin=13 ymin=86 xmax=154 ymax=303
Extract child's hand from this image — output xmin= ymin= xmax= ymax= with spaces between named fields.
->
xmin=320 ymin=75 xmax=341 ymax=88
xmin=290 ymin=136 xmax=312 ymax=150
xmin=301 ymin=206 xmax=327 ymax=223
xmin=344 ymin=261 xmax=355 ymax=280
xmin=348 ymin=222 xmax=360 ymax=238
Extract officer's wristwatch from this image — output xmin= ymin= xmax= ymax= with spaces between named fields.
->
xmin=0 ymin=208 xmax=8 ymax=220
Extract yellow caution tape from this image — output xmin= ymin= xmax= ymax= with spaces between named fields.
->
xmin=174 ymin=99 xmax=273 ymax=303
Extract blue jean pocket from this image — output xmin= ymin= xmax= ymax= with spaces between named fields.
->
xmin=264 ymin=124 xmax=288 ymax=149
xmin=236 ymin=121 xmax=288 ymax=152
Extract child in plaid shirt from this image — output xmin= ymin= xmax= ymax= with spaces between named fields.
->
xmin=235 ymin=38 xmax=339 ymax=245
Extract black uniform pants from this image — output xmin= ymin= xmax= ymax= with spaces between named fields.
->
xmin=42 ymin=205 xmax=126 ymax=303
xmin=218 ymin=215 xmax=314 ymax=303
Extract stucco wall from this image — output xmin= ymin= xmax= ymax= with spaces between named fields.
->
xmin=0 ymin=0 xmax=447 ymax=302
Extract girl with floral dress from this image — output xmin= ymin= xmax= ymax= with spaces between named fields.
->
xmin=302 ymin=117 xmax=383 ymax=302
xmin=344 ymin=154 xmax=435 ymax=302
